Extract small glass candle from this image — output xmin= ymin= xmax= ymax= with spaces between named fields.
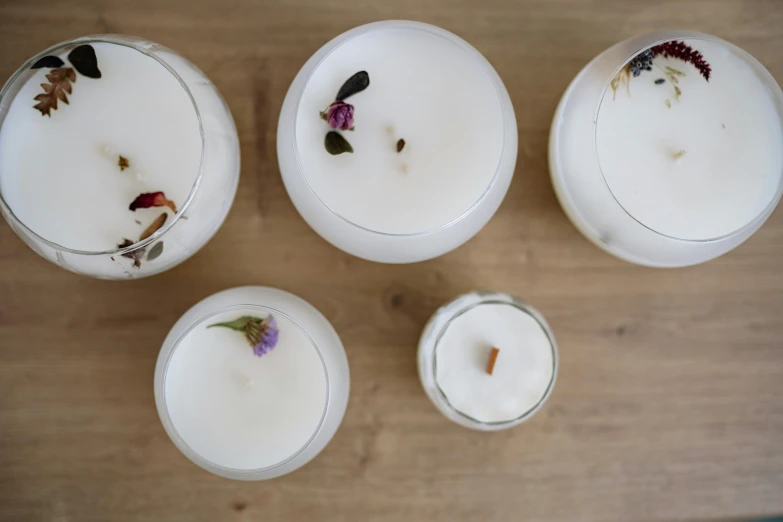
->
xmin=0 ymin=35 xmax=240 ymax=279
xmin=277 ymin=21 xmax=517 ymax=263
xmin=418 ymin=292 xmax=558 ymax=431
xmin=154 ymin=287 xmax=350 ymax=480
xmin=550 ymin=32 xmax=783 ymax=267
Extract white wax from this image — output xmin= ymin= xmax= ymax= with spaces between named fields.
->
xmin=165 ymin=310 xmax=327 ymax=470
xmin=596 ymin=39 xmax=783 ymax=240
xmin=0 ymin=42 xmax=202 ymax=251
xmin=435 ymin=303 xmax=554 ymax=424
xmin=295 ymin=26 xmax=504 ymax=234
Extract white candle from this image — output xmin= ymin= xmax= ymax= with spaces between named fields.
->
xmin=278 ymin=21 xmax=517 ymax=263
xmin=550 ymin=32 xmax=783 ymax=267
xmin=418 ymin=292 xmax=557 ymax=430
xmin=0 ymin=36 xmax=240 ymax=278
xmin=154 ymin=287 xmax=349 ymax=480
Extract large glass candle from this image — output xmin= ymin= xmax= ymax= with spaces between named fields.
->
xmin=550 ymin=32 xmax=783 ymax=267
xmin=154 ymin=287 xmax=350 ymax=480
xmin=0 ymin=36 xmax=240 ymax=279
xmin=418 ymin=292 xmax=558 ymax=431
xmin=277 ymin=21 xmax=517 ymax=263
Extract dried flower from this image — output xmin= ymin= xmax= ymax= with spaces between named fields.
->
xmin=208 ymin=315 xmax=280 ymax=357
xmin=629 ymin=49 xmax=654 ymax=77
xmin=326 ymin=101 xmax=355 ymax=131
xmin=129 ymin=192 xmax=177 ymax=213
xmin=651 ymin=41 xmax=711 ymax=81
xmin=118 ymin=156 xmax=129 ymax=171
xmin=117 ymin=239 xmax=145 ymax=269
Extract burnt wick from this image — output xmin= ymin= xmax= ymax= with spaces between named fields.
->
xmin=118 ymin=155 xmax=129 ymax=171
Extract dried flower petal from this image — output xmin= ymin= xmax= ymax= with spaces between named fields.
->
xmin=139 ymin=213 xmax=168 ymax=241
xmin=129 ymin=192 xmax=177 ymax=213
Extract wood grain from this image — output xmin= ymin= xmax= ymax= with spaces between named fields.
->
xmin=1 ymin=1 xmax=782 ymax=521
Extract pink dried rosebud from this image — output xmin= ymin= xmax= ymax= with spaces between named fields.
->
xmin=129 ymin=192 xmax=177 ymax=213
xmin=326 ymin=101 xmax=354 ymax=131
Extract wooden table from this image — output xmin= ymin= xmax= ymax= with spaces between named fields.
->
xmin=1 ymin=1 xmax=782 ymax=520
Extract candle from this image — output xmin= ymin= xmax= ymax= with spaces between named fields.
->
xmin=0 ymin=36 xmax=240 ymax=279
xmin=154 ymin=286 xmax=349 ymax=480
xmin=418 ymin=292 xmax=558 ymax=430
xmin=277 ymin=21 xmax=517 ymax=263
xmin=550 ymin=32 xmax=783 ymax=267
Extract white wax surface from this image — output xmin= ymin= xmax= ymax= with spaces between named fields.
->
xmin=435 ymin=303 xmax=554 ymax=423
xmin=295 ymin=27 xmax=504 ymax=234
xmin=165 ymin=310 xmax=328 ymax=470
xmin=596 ymin=39 xmax=783 ymax=240
xmin=0 ymin=42 xmax=202 ymax=251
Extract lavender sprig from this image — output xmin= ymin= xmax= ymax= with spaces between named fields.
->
xmin=208 ymin=315 xmax=279 ymax=357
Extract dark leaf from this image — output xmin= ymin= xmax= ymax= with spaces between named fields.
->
xmin=208 ymin=316 xmax=257 ymax=332
xmin=139 ymin=213 xmax=168 ymax=241
xmin=31 ymin=56 xmax=65 ymax=69
xmin=68 ymin=45 xmax=101 ymax=78
xmin=396 ymin=139 xmax=405 ymax=153
xmin=325 ymin=131 xmax=353 ymax=155
xmin=335 ymin=71 xmax=369 ymax=101
xmin=147 ymin=242 xmax=164 ymax=261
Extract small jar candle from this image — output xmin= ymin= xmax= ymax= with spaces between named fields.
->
xmin=550 ymin=32 xmax=783 ymax=267
xmin=418 ymin=292 xmax=558 ymax=431
xmin=154 ymin=287 xmax=350 ymax=480
xmin=277 ymin=21 xmax=517 ymax=263
xmin=0 ymin=36 xmax=240 ymax=279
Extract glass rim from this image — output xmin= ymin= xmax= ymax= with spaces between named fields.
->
xmin=0 ymin=34 xmax=207 ymax=256
xmin=291 ymin=20 xmax=511 ymax=238
xmin=156 ymin=302 xmax=331 ymax=476
xmin=429 ymin=293 xmax=559 ymax=428
xmin=592 ymin=31 xmax=783 ymax=244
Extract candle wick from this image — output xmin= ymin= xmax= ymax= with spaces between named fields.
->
xmin=486 ymin=347 xmax=500 ymax=376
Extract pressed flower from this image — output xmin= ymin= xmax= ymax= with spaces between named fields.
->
xmin=129 ymin=191 xmax=177 ymax=213
xmin=208 ymin=315 xmax=280 ymax=357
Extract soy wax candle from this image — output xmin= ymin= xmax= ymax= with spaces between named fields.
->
xmin=154 ymin=287 xmax=350 ymax=480
xmin=418 ymin=292 xmax=558 ymax=430
xmin=277 ymin=21 xmax=518 ymax=263
xmin=0 ymin=36 xmax=240 ymax=279
xmin=550 ymin=32 xmax=783 ymax=267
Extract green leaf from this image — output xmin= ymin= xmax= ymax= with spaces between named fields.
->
xmin=208 ymin=316 xmax=258 ymax=332
xmin=147 ymin=242 xmax=164 ymax=261
xmin=335 ymin=71 xmax=369 ymax=101
xmin=325 ymin=131 xmax=353 ymax=155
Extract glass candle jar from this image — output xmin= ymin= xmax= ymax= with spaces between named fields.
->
xmin=0 ymin=35 xmax=240 ymax=279
xmin=550 ymin=31 xmax=783 ymax=267
xmin=154 ymin=286 xmax=350 ymax=480
xmin=418 ymin=292 xmax=558 ymax=431
xmin=277 ymin=21 xmax=517 ymax=263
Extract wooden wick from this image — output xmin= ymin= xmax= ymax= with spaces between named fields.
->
xmin=486 ymin=347 xmax=500 ymax=375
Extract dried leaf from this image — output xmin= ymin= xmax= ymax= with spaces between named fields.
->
xmin=665 ymin=99 xmax=672 ymax=109
xmin=335 ymin=71 xmax=369 ymax=101
xmin=147 ymin=241 xmax=164 ymax=261
xmin=118 ymin=239 xmax=145 ymax=269
xmin=68 ymin=45 xmax=101 ymax=78
xmin=31 ymin=56 xmax=65 ymax=69
xmin=33 ymin=67 xmax=75 ymax=116
xmin=129 ymin=192 xmax=177 ymax=213
xmin=139 ymin=213 xmax=168 ymax=241
xmin=325 ymin=131 xmax=353 ymax=155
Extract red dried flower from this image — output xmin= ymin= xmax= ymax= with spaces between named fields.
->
xmin=651 ymin=41 xmax=711 ymax=81
xmin=129 ymin=192 xmax=177 ymax=213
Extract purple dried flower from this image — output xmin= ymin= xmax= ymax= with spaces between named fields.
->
xmin=208 ymin=315 xmax=280 ymax=357
xmin=326 ymin=100 xmax=354 ymax=131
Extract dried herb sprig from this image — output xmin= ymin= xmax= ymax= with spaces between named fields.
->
xmin=31 ymin=44 xmax=101 ymax=116
xmin=320 ymin=71 xmax=369 ymax=155
xmin=208 ymin=315 xmax=280 ymax=357
xmin=651 ymin=41 xmax=711 ymax=81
